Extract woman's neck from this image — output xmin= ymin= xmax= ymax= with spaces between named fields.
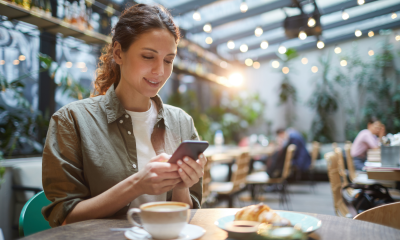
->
xmin=115 ymin=80 xmax=151 ymax=112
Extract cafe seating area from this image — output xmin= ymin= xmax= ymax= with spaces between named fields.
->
xmin=1 ymin=0 xmax=400 ymax=239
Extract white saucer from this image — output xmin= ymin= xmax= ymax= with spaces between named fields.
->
xmin=124 ymin=224 xmax=205 ymax=240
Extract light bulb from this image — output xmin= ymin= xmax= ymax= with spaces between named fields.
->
xmin=193 ymin=11 xmax=201 ymax=21
xmin=260 ymin=41 xmax=268 ymax=49
xmin=240 ymin=44 xmax=248 ymax=52
xmin=368 ymin=50 xmax=374 ymax=56
xmin=272 ymin=61 xmax=280 ymax=68
xmin=298 ymin=31 xmax=307 ymax=40
xmin=245 ymin=58 xmax=253 ymax=67
xmin=0 ymin=60 xmax=4 ymax=65
xmin=205 ymin=37 xmax=213 ymax=44
xmin=311 ymin=66 xmax=318 ymax=73
xmin=13 ymin=60 xmax=20 ymax=65
xmin=227 ymin=40 xmax=235 ymax=49
xmin=340 ymin=60 xmax=347 ymax=66
xmin=368 ymin=31 xmax=374 ymax=37
xmin=203 ymin=23 xmax=212 ymax=33
xmin=317 ymin=40 xmax=325 ymax=49
xmin=240 ymin=1 xmax=248 ymax=13
xmin=66 ymin=62 xmax=73 ymax=68
xmin=253 ymin=62 xmax=260 ymax=69
xmin=308 ymin=17 xmax=316 ymax=27
xmin=255 ymin=27 xmax=263 ymax=37
xmin=278 ymin=45 xmax=286 ymax=54
xmin=19 ymin=55 xmax=26 ymax=61
xmin=355 ymin=30 xmax=362 ymax=37
xmin=342 ymin=10 xmax=349 ymax=20
xmin=395 ymin=35 xmax=400 ymax=41
xmin=357 ymin=0 xmax=365 ymax=5
xmin=392 ymin=13 xmax=397 ymax=19
xmin=301 ymin=57 xmax=308 ymax=64
xmin=334 ymin=46 xmax=341 ymax=54
xmin=282 ymin=67 xmax=289 ymax=74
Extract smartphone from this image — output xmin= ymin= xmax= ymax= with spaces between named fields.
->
xmin=168 ymin=140 xmax=209 ymax=164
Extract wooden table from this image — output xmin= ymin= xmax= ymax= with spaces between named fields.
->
xmin=367 ymin=169 xmax=400 ymax=181
xmin=21 ymin=208 xmax=400 ymax=240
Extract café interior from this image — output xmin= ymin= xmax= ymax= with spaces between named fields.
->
xmin=0 ymin=0 xmax=400 ymax=239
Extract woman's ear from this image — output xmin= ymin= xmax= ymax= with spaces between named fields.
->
xmin=113 ymin=41 xmax=123 ymax=65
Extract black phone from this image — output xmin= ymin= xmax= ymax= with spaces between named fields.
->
xmin=168 ymin=140 xmax=209 ymax=164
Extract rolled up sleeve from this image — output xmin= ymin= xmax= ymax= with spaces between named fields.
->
xmin=42 ymin=111 xmax=90 ymax=227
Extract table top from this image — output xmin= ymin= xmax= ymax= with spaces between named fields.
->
xmin=205 ymin=145 xmax=275 ymax=162
xmin=22 ymin=208 xmax=400 ymax=240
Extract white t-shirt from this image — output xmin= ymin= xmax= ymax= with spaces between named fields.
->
xmin=125 ymin=100 xmax=166 ymax=208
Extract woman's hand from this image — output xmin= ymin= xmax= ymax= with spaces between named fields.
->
xmin=133 ymin=153 xmax=181 ymax=195
xmin=174 ymin=153 xmax=207 ymax=189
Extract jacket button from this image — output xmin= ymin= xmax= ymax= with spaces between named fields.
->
xmin=119 ymin=120 xmax=123 ymax=124
xmin=133 ymin=163 xmax=137 ymax=168
xmin=125 ymin=114 xmax=129 ymax=118
xmin=128 ymin=131 xmax=131 ymax=135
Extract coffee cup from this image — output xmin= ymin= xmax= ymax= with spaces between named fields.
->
xmin=127 ymin=201 xmax=190 ymax=239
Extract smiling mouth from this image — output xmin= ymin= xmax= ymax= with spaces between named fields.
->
xmin=144 ymin=77 xmax=161 ymax=87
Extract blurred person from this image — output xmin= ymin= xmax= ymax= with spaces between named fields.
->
xmin=41 ymin=4 xmax=205 ymax=227
xmin=351 ymin=116 xmax=385 ymax=170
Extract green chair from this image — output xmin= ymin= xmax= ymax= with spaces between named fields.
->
xmin=19 ymin=191 xmax=51 ymax=237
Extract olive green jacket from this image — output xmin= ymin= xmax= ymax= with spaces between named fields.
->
xmin=41 ymin=84 xmax=202 ymax=227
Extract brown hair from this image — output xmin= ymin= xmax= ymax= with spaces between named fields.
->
xmin=93 ymin=4 xmax=180 ymax=96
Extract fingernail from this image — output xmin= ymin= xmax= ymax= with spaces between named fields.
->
xmin=200 ymin=154 xmax=204 ymax=158
xmin=177 ymin=160 xmax=182 ymax=165
xmin=179 ymin=168 xmax=183 ymax=172
xmin=184 ymin=157 xmax=189 ymax=162
xmin=196 ymin=160 xmax=200 ymax=163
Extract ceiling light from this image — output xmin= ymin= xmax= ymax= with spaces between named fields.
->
xmin=203 ymin=23 xmax=212 ymax=33
xmin=392 ymin=13 xmax=397 ymax=19
xmin=240 ymin=1 xmax=248 ymax=13
xmin=368 ymin=50 xmax=374 ymax=56
xmin=317 ymin=40 xmax=325 ymax=49
xmin=81 ymin=67 xmax=88 ymax=72
xmin=193 ymin=11 xmax=201 ymax=21
xmin=342 ymin=10 xmax=349 ymax=20
xmin=229 ymin=73 xmax=244 ymax=87
xmin=368 ymin=31 xmax=374 ymax=37
xmin=298 ymin=31 xmax=307 ymax=40
xmin=220 ymin=61 xmax=228 ymax=68
xmin=245 ymin=58 xmax=253 ymax=66
xmin=278 ymin=45 xmax=286 ymax=54
xmin=282 ymin=67 xmax=289 ymax=74
xmin=357 ymin=0 xmax=365 ymax=5
xmin=66 ymin=62 xmax=73 ymax=68
xmin=253 ymin=62 xmax=260 ymax=69
xmin=227 ymin=40 xmax=235 ymax=49
xmin=240 ymin=44 xmax=248 ymax=52
xmin=19 ymin=55 xmax=26 ymax=61
xmin=260 ymin=40 xmax=269 ymax=49
xmin=311 ymin=66 xmax=318 ymax=73
xmin=308 ymin=17 xmax=316 ymax=27
xmin=13 ymin=60 xmax=19 ymax=65
xmin=0 ymin=60 xmax=4 ymax=65
xmin=340 ymin=60 xmax=347 ymax=66
xmin=272 ymin=61 xmax=280 ymax=68
xmin=395 ymin=35 xmax=400 ymax=41
xmin=205 ymin=37 xmax=213 ymax=44
xmin=334 ymin=46 xmax=342 ymax=54
xmin=355 ymin=30 xmax=362 ymax=37
xmin=301 ymin=57 xmax=308 ymax=64
xmin=255 ymin=27 xmax=263 ymax=37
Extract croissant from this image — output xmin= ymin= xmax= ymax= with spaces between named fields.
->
xmin=235 ymin=203 xmax=291 ymax=226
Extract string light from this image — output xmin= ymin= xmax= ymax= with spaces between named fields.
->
xmin=357 ymin=0 xmax=365 ymax=5
xmin=203 ymin=23 xmax=212 ymax=33
xmin=342 ymin=10 xmax=349 ymax=20
xmin=340 ymin=60 xmax=347 ymax=66
xmin=13 ymin=60 xmax=20 ymax=65
xmin=0 ymin=60 xmax=4 ymax=65
xmin=76 ymin=62 xmax=86 ymax=68
xmin=205 ymin=37 xmax=213 ymax=44
xmin=19 ymin=55 xmax=26 ymax=61
xmin=220 ymin=61 xmax=228 ymax=68
xmin=255 ymin=27 xmax=263 ymax=37
xmin=193 ymin=11 xmax=201 ymax=21
xmin=282 ymin=67 xmax=289 ymax=74
xmin=301 ymin=57 xmax=308 ymax=64
xmin=355 ymin=30 xmax=362 ymax=37
xmin=272 ymin=61 xmax=280 ymax=68
xmin=311 ymin=66 xmax=318 ymax=73
xmin=240 ymin=0 xmax=248 ymax=13
xmin=392 ymin=12 xmax=397 ymax=19
xmin=334 ymin=46 xmax=342 ymax=54
xmin=227 ymin=40 xmax=235 ymax=49
xmin=368 ymin=31 xmax=374 ymax=37
xmin=229 ymin=73 xmax=244 ymax=87
xmin=240 ymin=44 xmax=248 ymax=52
xmin=317 ymin=40 xmax=325 ymax=49
xmin=245 ymin=58 xmax=253 ymax=66
xmin=278 ymin=45 xmax=287 ymax=54
xmin=66 ymin=62 xmax=73 ymax=68
xmin=395 ymin=35 xmax=400 ymax=41
xmin=81 ymin=67 xmax=88 ymax=72
xmin=260 ymin=40 xmax=269 ymax=49
xmin=298 ymin=31 xmax=307 ymax=40
xmin=253 ymin=62 xmax=260 ymax=69
xmin=368 ymin=50 xmax=374 ymax=56
xmin=308 ymin=17 xmax=316 ymax=27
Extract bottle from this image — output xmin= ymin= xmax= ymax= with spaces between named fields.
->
xmin=63 ymin=1 xmax=71 ymax=23
xmin=70 ymin=1 xmax=78 ymax=26
xmin=78 ymin=0 xmax=86 ymax=30
xmin=45 ymin=0 xmax=51 ymax=17
xmin=214 ymin=130 xmax=224 ymax=147
xmin=38 ymin=0 xmax=45 ymax=14
xmin=22 ymin=0 xmax=31 ymax=10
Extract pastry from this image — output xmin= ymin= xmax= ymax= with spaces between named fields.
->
xmin=235 ymin=203 xmax=291 ymax=226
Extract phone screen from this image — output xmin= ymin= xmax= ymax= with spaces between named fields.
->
xmin=168 ymin=140 xmax=209 ymax=164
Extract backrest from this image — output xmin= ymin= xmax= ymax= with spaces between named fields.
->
xmin=354 ymin=202 xmax=400 ymax=229
xmin=344 ymin=143 xmax=357 ymax=182
xmin=11 ymin=159 xmax=43 ymax=202
xmin=310 ymin=141 xmax=320 ymax=170
xmin=19 ymin=191 xmax=51 ymax=237
xmin=231 ymin=152 xmax=251 ymax=192
xmin=281 ymin=144 xmax=296 ymax=179
xmin=334 ymin=147 xmax=349 ymax=187
xmin=332 ymin=142 xmax=338 ymax=150
xmin=201 ymin=157 xmax=212 ymax=204
xmin=325 ymin=152 xmax=350 ymax=218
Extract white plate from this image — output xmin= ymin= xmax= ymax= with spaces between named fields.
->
xmin=124 ymin=224 xmax=205 ymax=240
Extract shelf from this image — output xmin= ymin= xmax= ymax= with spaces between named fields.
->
xmin=0 ymin=0 xmax=111 ymax=44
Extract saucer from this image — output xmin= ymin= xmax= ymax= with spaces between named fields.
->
xmin=124 ymin=224 xmax=205 ymax=240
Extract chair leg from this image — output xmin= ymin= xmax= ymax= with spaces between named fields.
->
xmin=228 ymin=195 xmax=234 ymax=208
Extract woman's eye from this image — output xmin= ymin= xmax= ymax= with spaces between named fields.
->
xmin=164 ymin=60 xmax=173 ymax=64
xmin=142 ymin=56 xmax=153 ymax=60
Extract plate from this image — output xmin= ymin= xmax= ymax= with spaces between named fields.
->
xmin=215 ymin=211 xmax=322 ymax=233
xmin=124 ymin=224 xmax=206 ymax=240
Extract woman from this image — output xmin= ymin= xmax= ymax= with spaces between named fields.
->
xmin=42 ymin=4 xmax=206 ymax=227
xmin=351 ymin=117 xmax=385 ymax=170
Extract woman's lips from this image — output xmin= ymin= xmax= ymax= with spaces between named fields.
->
xmin=144 ymin=77 xmax=161 ymax=87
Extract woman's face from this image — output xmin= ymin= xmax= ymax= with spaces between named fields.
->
xmin=116 ymin=29 xmax=177 ymax=98
xmin=368 ymin=121 xmax=382 ymax=135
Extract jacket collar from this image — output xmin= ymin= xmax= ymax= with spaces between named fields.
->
xmin=104 ymin=84 xmax=168 ymax=128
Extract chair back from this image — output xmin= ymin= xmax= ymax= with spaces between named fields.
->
xmin=19 ymin=191 xmax=51 ymax=237
xmin=282 ymin=144 xmax=296 ymax=179
xmin=344 ymin=143 xmax=357 ymax=181
xmin=334 ymin=147 xmax=349 ymax=187
xmin=231 ymin=152 xmax=251 ymax=192
xmin=201 ymin=157 xmax=212 ymax=204
xmin=310 ymin=141 xmax=320 ymax=170
xmin=354 ymin=202 xmax=400 ymax=229
xmin=332 ymin=142 xmax=338 ymax=150
xmin=325 ymin=152 xmax=351 ymax=218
